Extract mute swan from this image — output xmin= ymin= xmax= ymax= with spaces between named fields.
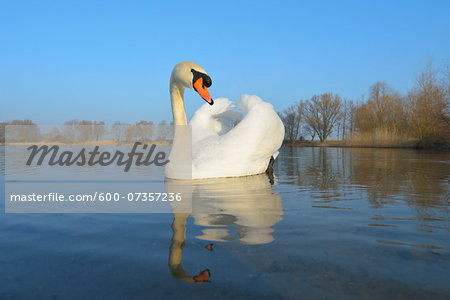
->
xmin=165 ymin=61 xmax=284 ymax=179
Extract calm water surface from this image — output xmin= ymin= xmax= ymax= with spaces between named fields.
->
xmin=0 ymin=146 xmax=449 ymax=299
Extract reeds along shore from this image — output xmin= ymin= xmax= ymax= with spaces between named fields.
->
xmin=283 ymin=132 xmax=449 ymax=149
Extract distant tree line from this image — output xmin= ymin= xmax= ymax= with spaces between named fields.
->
xmin=0 ymin=120 xmax=174 ymax=143
xmin=0 ymin=119 xmax=37 ymax=143
xmin=110 ymin=120 xmax=173 ymax=143
xmin=279 ymin=62 xmax=450 ymax=147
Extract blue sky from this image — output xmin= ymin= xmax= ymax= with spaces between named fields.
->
xmin=1 ymin=0 xmax=449 ymax=124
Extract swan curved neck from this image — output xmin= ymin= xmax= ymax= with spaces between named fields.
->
xmin=170 ymin=85 xmax=188 ymax=126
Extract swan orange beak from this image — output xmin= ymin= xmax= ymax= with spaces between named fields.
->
xmin=193 ymin=77 xmax=214 ymax=105
xmin=193 ymin=269 xmax=211 ymax=282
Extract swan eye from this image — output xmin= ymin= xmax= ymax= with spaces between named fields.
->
xmin=191 ymin=69 xmax=212 ymax=88
xmin=202 ymin=74 xmax=212 ymax=88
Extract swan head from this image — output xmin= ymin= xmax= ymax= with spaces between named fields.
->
xmin=170 ymin=61 xmax=214 ymax=105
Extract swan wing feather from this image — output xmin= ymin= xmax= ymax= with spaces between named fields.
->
xmin=189 ymin=95 xmax=284 ymax=179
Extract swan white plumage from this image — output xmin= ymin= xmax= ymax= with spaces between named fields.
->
xmin=165 ymin=61 xmax=284 ymax=179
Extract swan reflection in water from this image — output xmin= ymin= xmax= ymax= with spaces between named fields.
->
xmin=166 ymin=173 xmax=283 ymax=283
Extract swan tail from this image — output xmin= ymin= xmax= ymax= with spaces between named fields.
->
xmin=237 ymin=94 xmax=271 ymax=113
xmin=272 ymin=150 xmax=279 ymax=160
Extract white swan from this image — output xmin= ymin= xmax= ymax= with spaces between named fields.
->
xmin=165 ymin=61 xmax=284 ymax=179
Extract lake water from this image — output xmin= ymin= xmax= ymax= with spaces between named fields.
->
xmin=1 ymin=146 xmax=449 ymax=299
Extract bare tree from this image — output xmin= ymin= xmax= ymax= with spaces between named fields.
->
xmin=157 ymin=120 xmax=170 ymax=140
xmin=63 ymin=119 xmax=78 ymax=142
xmin=353 ymin=82 xmax=409 ymax=139
xmin=440 ymin=62 xmax=450 ymax=135
xmin=76 ymin=120 xmax=93 ymax=142
xmin=409 ymin=62 xmax=447 ymax=140
xmin=135 ymin=120 xmax=154 ymax=142
xmin=112 ymin=122 xmax=125 ymax=142
xmin=125 ymin=124 xmax=137 ymax=142
xmin=340 ymin=99 xmax=354 ymax=140
xmin=93 ymin=121 xmax=106 ymax=140
xmin=3 ymin=119 xmax=39 ymax=143
xmin=0 ymin=122 xmax=6 ymax=143
xmin=303 ymin=122 xmax=316 ymax=141
xmin=279 ymin=102 xmax=302 ymax=144
xmin=304 ymin=93 xmax=342 ymax=142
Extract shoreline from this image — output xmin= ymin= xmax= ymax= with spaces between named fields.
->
xmin=282 ymin=139 xmax=450 ymax=150
xmin=0 ymin=140 xmax=172 ymax=146
xmin=1 ymin=140 xmax=449 ymax=150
